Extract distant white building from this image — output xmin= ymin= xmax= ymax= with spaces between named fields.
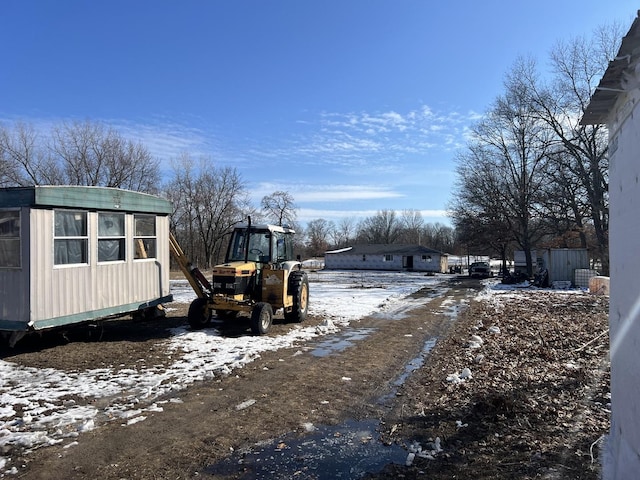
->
xmin=324 ymin=244 xmax=447 ymax=273
xmin=581 ymin=11 xmax=640 ymax=480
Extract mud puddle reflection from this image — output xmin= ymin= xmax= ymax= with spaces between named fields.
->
xmin=205 ymin=418 xmax=406 ymax=479
xmin=310 ymin=328 xmax=376 ymax=357
xmin=377 ymin=336 xmax=437 ymax=405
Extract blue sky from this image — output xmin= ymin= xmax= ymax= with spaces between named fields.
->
xmin=1 ymin=1 xmax=636 ymax=227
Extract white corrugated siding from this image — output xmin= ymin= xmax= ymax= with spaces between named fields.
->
xmin=29 ymin=210 xmax=171 ymax=323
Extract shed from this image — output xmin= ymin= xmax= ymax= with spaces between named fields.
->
xmin=514 ymin=248 xmax=589 ymax=285
xmin=581 ymin=11 xmax=640 ymax=479
xmin=324 ymin=244 xmax=447 ymax=273
xmin=0 ymin=186 xmax=173 ymax=339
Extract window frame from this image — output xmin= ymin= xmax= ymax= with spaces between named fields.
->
xmin=383 ymin=254 xmax=394 ymax=262
xmin=133 ymin=214 xmax=157 ymax=260
xmin=54 ymin=209 xmax=89 ymax=267
xmin=97 ymin=212 xmax=126 ymax=263
xmin=0 ymin=209 xmax=21 ymax=269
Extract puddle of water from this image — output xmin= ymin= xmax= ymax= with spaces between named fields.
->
xmin=205 ymin=287 xmax=471 ymax=479
xmin=377 ymin=337 xmax=438 ymax=405
xmin=204 ymin=418 xmax=407 ymax=479
xmin=310 ymin=328 xmax=375 ymax=357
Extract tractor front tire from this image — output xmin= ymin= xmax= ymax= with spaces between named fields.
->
xmin=188 ymin=297 xmax=212 ymax=329
xmin=284 ymin=271 xmax=309 ymax=323
xmin=250 ymin=302 xmax=273 ymax=335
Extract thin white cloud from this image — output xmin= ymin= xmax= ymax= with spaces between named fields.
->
xmin=114 ymin=121 xmax=210 ymax=159
xmin=253 ymin=182 xmax=404 ymax=203
xmin=297 ymin=207 xmax=449 ymax=223
xmin=296 ymin=185 xmax=404 ymax=202
xmin=2 ymin=103 xmax=482 ymax=176
xmin=290 ymin=105 xmax=482 ymax=165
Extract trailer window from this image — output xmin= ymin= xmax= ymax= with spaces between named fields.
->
xmin=54 ymin=210 xmax=88 ymax=265
xmin=134 ymin=215 xmax=156 ymax=259
xmin=98 ymin=212 xmax=125 ymax=262
xmin=383 ymin=254 xmax=393 ymax=262
xmin=0 ymin=210 xmax=20 ymax=268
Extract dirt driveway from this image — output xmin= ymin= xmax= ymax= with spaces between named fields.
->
xmin=4 ymin=277 xmax=609 ymax=479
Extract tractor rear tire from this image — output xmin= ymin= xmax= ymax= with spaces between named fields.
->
xmin=188 ymin=297 xmax=212 ymax=329
xmin=284 ymin=271 xmax=309 ymax=323
xmin=250 ymin=302 xmax=273 ymax=335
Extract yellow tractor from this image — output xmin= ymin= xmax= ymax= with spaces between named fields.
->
xmin=170 ymin=218 xmax=309 ymax=334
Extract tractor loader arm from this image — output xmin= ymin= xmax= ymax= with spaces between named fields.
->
xmin=169 ymin=233 xmax=212 ymax=299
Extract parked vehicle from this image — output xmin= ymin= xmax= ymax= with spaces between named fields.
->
xmin=170 ymin=217 xmax=309 ymax=334
xmin=469 ymin=261 xmax=492 ymax=278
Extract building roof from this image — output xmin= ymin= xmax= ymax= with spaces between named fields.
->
xmin=581 ymin=11 xmax=640 ymax=125
xmin=0 ymin=186 xmax=173 ymax=214
xmin=325 ymin=244 xmax=446 ymax=256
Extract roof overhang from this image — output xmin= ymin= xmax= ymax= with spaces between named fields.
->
xmin=581 ymin=11 xmax=640 ymax=125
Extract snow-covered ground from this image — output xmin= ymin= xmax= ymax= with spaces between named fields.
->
xmin=0 ymin=271 xmax=595 ymax=474
xmin=0 ymin=270 xmax=449 ymax=472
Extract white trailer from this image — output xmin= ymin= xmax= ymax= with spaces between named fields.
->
xmin=0 ymin=186 xmax=173 ymax=342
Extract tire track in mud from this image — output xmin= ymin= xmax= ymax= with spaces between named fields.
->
xmin=17 ymin=278 xmax=483 ymax=480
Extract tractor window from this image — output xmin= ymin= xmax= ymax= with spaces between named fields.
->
xmin=274 ymin=232 xmax=286 ymax=262
xmin=228 ymin=230 xmax=271 ymax=263
xmin=272 ymin=232 xmax=294 ymax=262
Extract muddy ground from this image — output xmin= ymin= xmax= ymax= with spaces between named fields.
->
xmin=2 ymin=277 xmax=609 ymax=479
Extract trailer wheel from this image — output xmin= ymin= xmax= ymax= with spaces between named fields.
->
xmin=188 ymin=297 xmax=212 ymax=329
xmin=284 ymin=271 xmax=309 ymax=323
xmin=250 ymin=302 xmax=273 ymax=335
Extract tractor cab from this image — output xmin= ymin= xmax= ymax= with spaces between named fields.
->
xmin=172 ymin=217 xmax=308 ymax=335
xmin=212 ymin=223 xmax=299 ymax=301
xmin=225 ymin=223 xmax=297 ymax=267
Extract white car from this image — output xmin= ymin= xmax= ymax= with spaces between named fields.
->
xmin=469 ymin=261 xmax=492 ymax=278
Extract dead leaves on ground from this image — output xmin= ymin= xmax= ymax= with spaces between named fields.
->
xmin=390 ymin=289 xmax=610 ymax=479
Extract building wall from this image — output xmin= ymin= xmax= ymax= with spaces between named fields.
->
xmin=30 ymin=210 xmax=171 ymax=328
xmin=0 ymin=208 xmax=171 ymax=331
xmin=603 ymin=81 xmax=640 ymax=479
xmin=539 ymin=249 xmax=589 ymax=284
xmin=324 ymin=252 xmax=443 ymax=272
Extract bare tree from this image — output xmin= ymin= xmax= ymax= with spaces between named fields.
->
xmin=261 ymin=191 xmax=297 ymax=226
xmin=0 ymin=122 xmax=62 ymax=186
xmin=50 ymin=120 xmax=160 ymax=193
xmin=166 ymin=155 xmax=250 ymax=268
xmin=399 ymin=209 xmax=424 ymax=244
xmin=305 ymin=218 xmax=333 ymax=257
xmin=450 ymin=146 xmax=517 ymax=272
xmin=423 ymin=222 xmax=456 ymax=253
xmin=357 ymin=210 xmax=401 ymax=244
xmin=521 ymin=26 xmax=621 ymax=274
xmin=329 ymin=217 xmax=357 ymax=248
xmin=453 ymin=58 xmax=553 ymax=276
xmin=0 ymin=120 xmax=160 ymax=192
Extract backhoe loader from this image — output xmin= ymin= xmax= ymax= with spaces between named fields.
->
xmin=170 ymin=218 xmax=309 ymax=334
